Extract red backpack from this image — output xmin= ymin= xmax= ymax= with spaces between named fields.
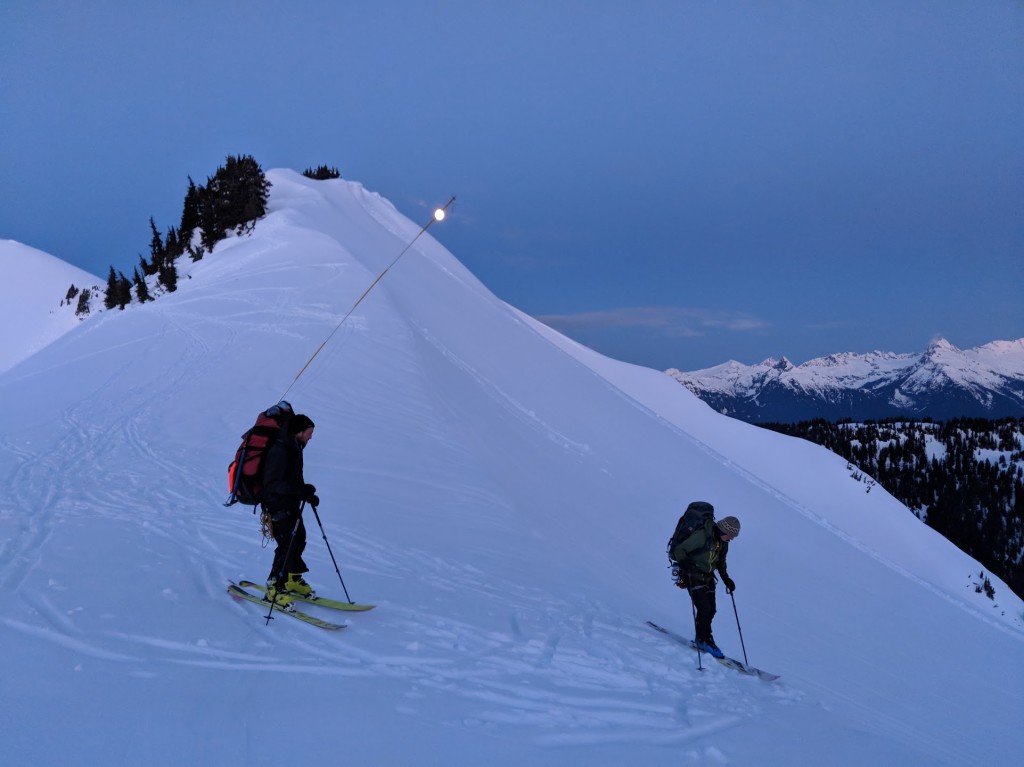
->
xmin=224 ymin=400 xmax=293 ymax=508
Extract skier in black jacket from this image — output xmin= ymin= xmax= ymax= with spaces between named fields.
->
xmin=262 ymin=413 xmax=319 ymax=609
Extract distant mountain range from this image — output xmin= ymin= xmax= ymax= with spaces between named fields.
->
xmin=667 ymin=338 xmax=1024 ymax=423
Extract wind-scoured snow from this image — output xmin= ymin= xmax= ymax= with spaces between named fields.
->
xmin=0 ymin=171 xmax=1021 ymax=766
xmin=0 ymin=239 xmax=101 ymax=374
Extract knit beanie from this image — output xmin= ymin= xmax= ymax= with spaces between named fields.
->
xmin=718 ymin=516 xmax=741 ymax=537
xmin=291 ymin=414 xmax=315 ymax=433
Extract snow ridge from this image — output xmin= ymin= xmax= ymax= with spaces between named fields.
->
xmin=0 ymin=240 xmax=102 ymax=374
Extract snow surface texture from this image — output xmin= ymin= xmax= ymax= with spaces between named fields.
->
xmin=0 ymin=171 xmax=1021 ymax=766
xmin=0 ymin=239 xmax=101 ymax=374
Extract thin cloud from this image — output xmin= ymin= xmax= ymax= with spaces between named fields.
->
xmin=804 ymin=320 xmax=856 ymax=330
xmin=535 ymin=306 xmax=769 ymax=338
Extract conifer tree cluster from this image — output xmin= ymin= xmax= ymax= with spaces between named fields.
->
xmin=75 ymin=288 xmax=91 ymax=316
xmin=760 ymin=417 xmax=1024 ymax=601
xmin=198 ymin=154 xmax=272 ymax=251
xmin=303 ymin=165 xmax=341 ymax=180
xmin=65 ymin=284 xmax=92 ymax=317
xmin=139 ymin=216 xmax=176 ymax=296
xmin=104 ymin=155 xmax=271 ymax=308
xmin=104 ymin=267 xmax=133 ymax=310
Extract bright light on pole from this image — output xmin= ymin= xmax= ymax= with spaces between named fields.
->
xmin=282 ymin=193 xmax=456 ymax=399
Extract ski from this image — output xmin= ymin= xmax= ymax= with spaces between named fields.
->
xmin=238 ymin=580 xmax=375 ymax=611
xmin=227 ymin=582 xmax=345 ymax=630
xmin=646 ymin=620 xmax=779 ymax=681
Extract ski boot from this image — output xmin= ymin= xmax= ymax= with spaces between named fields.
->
xmin=695 ymin=638 xmax=725 ymax=659
xmin=263 ymin=581 xmax=296 ymax=611
xmin=285 ymin=572 xmax=317 ymax=599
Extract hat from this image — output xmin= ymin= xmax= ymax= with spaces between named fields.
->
xmin=718 ymin=516 xmax=740 ymax=537
xmin=291 ymin=414 xmax=315 ymax=433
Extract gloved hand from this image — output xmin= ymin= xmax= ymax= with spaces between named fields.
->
xmin=673 ymin=569 xmax=690 ymax=589
xmin=301 ymin=484 xmax=319 ymax=506
xmin=721 ymin=575 xmax=736 ymax=594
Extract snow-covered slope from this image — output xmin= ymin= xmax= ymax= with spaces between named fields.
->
xmin=0 ymin=171 xmax=1021 ymax=766
xmin=668 ymin=338 xmax=1024 ymax=422
xmin=0 ymin=239 xmax=101 ymax=374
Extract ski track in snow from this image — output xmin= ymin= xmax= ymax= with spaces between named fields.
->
xmin=0 ymin=369 xmax=794 ymax=745
xmin=372 ymin=589 xmax=798 ymax=746
xmin=2 ymin=494 xmax=801 ymax=749
xmin=5 ymin=573 xmax=796 ymax=748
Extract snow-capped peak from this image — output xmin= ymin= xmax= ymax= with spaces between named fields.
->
xmin=669 ymin=338 xmax=1024 ymax=422
xmin=761 ymin=356 xmax=795 ymax=372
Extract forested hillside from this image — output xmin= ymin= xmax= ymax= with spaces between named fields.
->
xmin=760 ymin=418 xmax=1024 ymax=600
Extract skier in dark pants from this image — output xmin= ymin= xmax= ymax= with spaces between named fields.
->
xmin=671 ymin=513 xmax=740 ymax=658
xmin=261 ymin=413 xmax=319 ymax=609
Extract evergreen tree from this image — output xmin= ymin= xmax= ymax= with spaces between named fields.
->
xmin=75 ymin=288 xmax=91 ymax=317
xmin=759 ymin=416 xmax=1024 ymax=600
xmin=149 ymin=217 xmax=166 ymax=269
xmin=157 ymin=259 xmax=178 ymax=293
xmin=98 ymin=154 xmax=267 ymax=311
xmin=303 ymin=165 xmax=341 ymax=180
xmin=65 ymin=284 xmax=79 ymax=302
xmin=133 ymin=267 xmax=152 ymax=303
xmin=116 ymin=271 xmax=132 ymax=309
xmin=104 ymin=266 xmax=119 ymax=310
xmin=227 ymin=154 xmax=271 ymax=231
xmin=198 ymin=154 xmax=271 ymax=251
xmin=179 ymin=177 xmax=201 ymax=247
xmin=198 ymin=187 xmax=222 ymax=253
xmin=164 ymin=226 xmax=181 ymax=260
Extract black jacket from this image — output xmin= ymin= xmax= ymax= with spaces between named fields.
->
xmin=261 ymin=433 xmax=306 ymax=515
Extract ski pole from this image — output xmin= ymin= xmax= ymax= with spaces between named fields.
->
xmin=729 ymin=591 xmax=749 ymax=666
xmin=310 ymin=504 xmax=353 ymax=604
xmin=690 ymin=597 xmax=704 ymax=671
xmin=264 ymin=502 xmax=305 ymax=625
xmin=280 ymin=197 xmax=456 ymax=400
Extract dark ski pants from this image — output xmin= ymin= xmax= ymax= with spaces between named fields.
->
xmin=268 ymin=511 xmax=309 ymax=584
xmin=686 ymin=577 xmax=718 ymax=645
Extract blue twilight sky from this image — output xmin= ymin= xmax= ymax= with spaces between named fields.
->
xmin=1 ymin=1 xmax=1021 ymax=371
